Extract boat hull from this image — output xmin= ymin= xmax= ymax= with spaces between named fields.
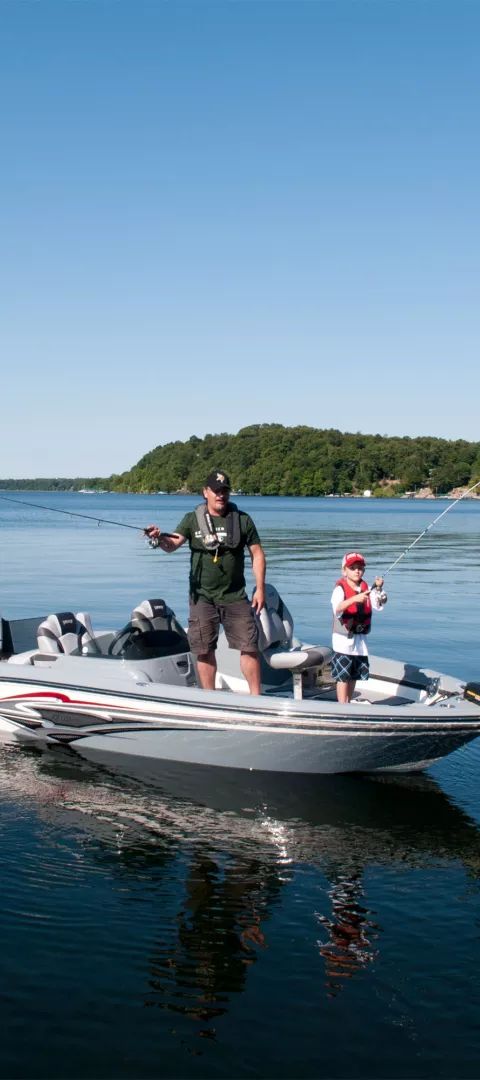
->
xmin=0 ymin=649 xmax=479 ymax=775
xmin=72 ymin=724 xmax=478 ymax=774
xmin=0 ymin=687 xmax=477 ymax=773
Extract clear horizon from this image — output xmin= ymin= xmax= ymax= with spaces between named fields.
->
xmin=2 ymin=1 xmax=479 ymax=477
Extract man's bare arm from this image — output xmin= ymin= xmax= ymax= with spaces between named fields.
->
xmin=144 ymin=526 xmax=186 ymax=553
xmin=249 ymin=543 xmax=266 ymax=612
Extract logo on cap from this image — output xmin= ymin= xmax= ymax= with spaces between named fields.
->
xmin=343 ymin=551 xmax=366 ymax=568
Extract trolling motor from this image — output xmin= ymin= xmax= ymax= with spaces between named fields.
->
xmin=464 ymin=683 xmax=480 ymax=706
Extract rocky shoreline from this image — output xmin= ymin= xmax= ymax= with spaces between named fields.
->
xmin=403 ymin=487 xmax=480 ymax=500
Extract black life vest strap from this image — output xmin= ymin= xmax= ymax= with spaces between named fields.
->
xmin=195 ymin=502 xmax=241 ymax=551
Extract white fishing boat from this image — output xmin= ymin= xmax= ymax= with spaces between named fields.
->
xmin=0 ymin=585 xmax=479 ymax=774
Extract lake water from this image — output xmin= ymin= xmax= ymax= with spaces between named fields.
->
xmin=1 ymin=492 xmax=480 ymax=1079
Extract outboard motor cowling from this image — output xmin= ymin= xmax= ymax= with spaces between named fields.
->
xmin=464 ymin=683 xmax=480 ymax=706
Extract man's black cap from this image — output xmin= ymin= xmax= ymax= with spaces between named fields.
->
xmin=204 ymin=470 xmax=231 ymax=492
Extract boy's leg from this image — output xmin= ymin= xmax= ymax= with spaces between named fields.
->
xmin=331 ymin=652 xmax=356 ymax=704
xmin=336 ymin=679 xmax=355 ymax=704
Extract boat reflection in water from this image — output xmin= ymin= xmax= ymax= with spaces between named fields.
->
xmin=1 ymin=739 xmax=480 ymax=1024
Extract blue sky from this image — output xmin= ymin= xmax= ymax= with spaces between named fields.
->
xmin=1 ymin=1 xmax=479 ymax=477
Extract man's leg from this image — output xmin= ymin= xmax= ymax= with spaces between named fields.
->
xmin=188 ymin=599 xmax=220 ymax=689
xmin=240 ymin=651 xmax=262 ymax=695
xmin=196 ymin=651 xmax=217 ymax=690
xmin=221 ymin=600 xmax=261 ymax=695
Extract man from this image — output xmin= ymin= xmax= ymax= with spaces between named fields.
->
xmin=145 ymin=470 xmax=266 ymax=694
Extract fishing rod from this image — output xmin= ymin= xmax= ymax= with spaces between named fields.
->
xmin=0 ymin=493 xmax=176 ymax=540
xmin=2 ymin=482 xmax=478 ymax=565
xmin=382 ymin=479 xmax=480 ymax=577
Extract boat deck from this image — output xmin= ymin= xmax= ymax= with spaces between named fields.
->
xmin=263 ymin=685 xmax=415 ymax=707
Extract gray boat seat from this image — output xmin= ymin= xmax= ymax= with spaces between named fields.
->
xmin=37 ymin=612 xmax=83 ymax=655
xmin=256 ymin=584 xmax=332 ymax=672
xmin=36 ymin=611 xmax=101 ymax=656
xmin=256 ymin=584 xmax=296 ymax=650
xmin=132 ymin=598 xmax=176 ymax=632
xmin=75 ymin=611 xmax=102 ymax=655
xmin=131 ymin=598 xmax=170 ymax=632
xmin=130 ymin=599 xmax=189 ymax=649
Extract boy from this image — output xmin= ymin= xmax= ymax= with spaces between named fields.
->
xmin=331 ymin=552 xmax=387 ymax=704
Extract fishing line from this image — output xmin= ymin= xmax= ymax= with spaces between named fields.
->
xmin=0 ymin=493 xmax=175 ymax=539
xmin=3 ymin=481 xmax=478 ymax=567
xmin=382 ymin=479 xmax=480 ymax=577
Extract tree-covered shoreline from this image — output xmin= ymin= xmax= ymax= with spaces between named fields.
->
xmin=2 ymin=425 xmax=480 ymax=497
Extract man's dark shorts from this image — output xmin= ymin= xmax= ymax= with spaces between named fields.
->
xmin=331 ymin=652 xmax=370 ymax=682
xmin=188 ymin=597 xmax=258 ymax=656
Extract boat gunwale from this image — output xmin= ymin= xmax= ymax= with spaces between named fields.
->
xmin=1 ymin=687 xmax=480 ymax=738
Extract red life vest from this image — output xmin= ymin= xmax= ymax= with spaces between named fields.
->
xmin=334 ymin=577 xmax=372 ymax=636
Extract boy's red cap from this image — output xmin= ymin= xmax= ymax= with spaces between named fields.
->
xmin=343 ymin=551 xmax=366 ymax=568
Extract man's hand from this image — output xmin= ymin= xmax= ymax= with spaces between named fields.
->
xmin=145 ymin=525 xmax=161 ymax=541
xmin=144 ymin=526 xmax=180 ymax=552
xmin=251 ymin=587 xmax=265 ymax=613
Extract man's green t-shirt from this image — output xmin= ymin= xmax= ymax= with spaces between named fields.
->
xmin=175 ymin=507 xmax=261 ymax=604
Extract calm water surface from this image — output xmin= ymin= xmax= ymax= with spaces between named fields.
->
xmin=1 ymin=493 xmax=480 ymax=1079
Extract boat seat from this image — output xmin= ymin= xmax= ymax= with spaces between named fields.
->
xmin=75 ymin=611 xmax=102 ymax=655
xmin=37 ymin=612 xmax=84 ymax=655
xmin=130 ymin=599 xmax=189 ymax=648
xmin=255 ymin=584 xmax=332 ymax=672
xmin=131 ymin=598 xmax=171 ymax=632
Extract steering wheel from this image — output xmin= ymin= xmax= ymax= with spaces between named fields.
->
xmin=107 ymin=623 xmax=140 ymax=658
